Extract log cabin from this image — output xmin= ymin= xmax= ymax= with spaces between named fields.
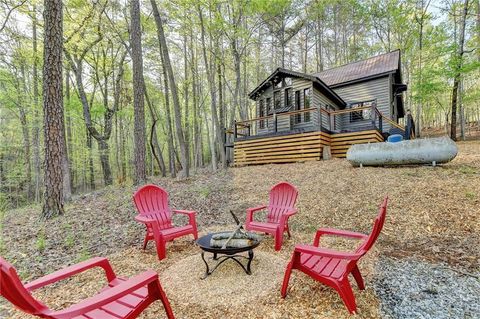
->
xmin=233 ymin=50 xmax=414 ymax=166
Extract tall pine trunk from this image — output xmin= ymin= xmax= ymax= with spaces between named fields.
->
xmin=451 ymin=0 xmax=469 ymax=141
xmin=42 ymin=0 xmax=65 ymax=218
xmin=130 ymin=0 xmax=147 ymax=184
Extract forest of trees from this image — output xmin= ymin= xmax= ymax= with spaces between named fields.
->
xmin=0 ymin=0 xmax=478 ymax=214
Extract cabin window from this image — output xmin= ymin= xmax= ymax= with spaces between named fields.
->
xmin=285 ymin=77 xmax=292 ymax=86
xmin=274 ymin=80 xmax=283 ymax=89
xmin=303 ymin=88 xmax=311 ymax=122
xmin=266 ymin=97 xmax=272 ymax=114
xmin=274 ymin=91 xmax=281 ymax=109
xmin=285 ymin=88 xmax=293 ymax=108
xmin=350 ymin=105 xmax=363 ymax=122
xmin=294 ymin=90 xmax=301 ymax=123
xmin=350 ymin=101 xmax=373 ymax=122
xmin=259 ymin=99 xmax=265 ymax=129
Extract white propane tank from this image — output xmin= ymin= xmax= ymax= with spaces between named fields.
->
xmin=346 ymin=136 xmax=458 ymax=167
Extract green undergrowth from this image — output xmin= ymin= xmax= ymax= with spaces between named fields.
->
xmin=0 ymin=194 xmax=9 ymax=254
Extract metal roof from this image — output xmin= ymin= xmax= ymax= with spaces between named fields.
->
xmin=313 ymin=50 xmax=400 ymax=87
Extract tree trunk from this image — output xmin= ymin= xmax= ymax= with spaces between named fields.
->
xmin=459 ymin=78 xmax=465 ymax=140
xmin=119 ymin=114 xmax=127 ymax=183
xmin=416 ymin=19 xmax=423 ymax=138
xmin=86 ymin=128 xmax=95 ymax=190
xmin=198 ymin=5 xmax=226 ymax=169
xmin=156 ymin=25 xmax=176 ymax=178
xmin=42 ymin=0 xmax=65 ymax=218
xmin=65 ymin=68 xmax=74 ymax=192
xmin=316 ymin=14 xmax=324 ymax=71
xmin=65 ymin=46 xmax=126 ymax=188
xmin=450 ymin=0 xmax=469 ymax=141
xmin=190 ymin=30 xmax=201 ymax=172
xmin=151 ymin=0 xmax=189 ymax=178
xmin=32 ymin=7 xmax=41 ymax=202
xmin=63 ymin=68 xmax=72 ymax=201
xmin=98 ymin=139 xmax=112 ymax=185
xmin=18 ymin=65 xmax=32 ymax=199
xmin=231 ymin=42 xmax=243 ymax=122
xmin=145 ymin=89 xmax=166 ymax=176
xmin=130 ymin=0 xmax=147 ymax=184
xmin=183 ymin=29 xmax=190 ymax=174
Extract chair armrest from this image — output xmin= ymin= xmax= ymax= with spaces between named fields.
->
xmin=172 ymin=209 xmax=197 ymax=225
xmin=51 ymin=270 xmax=160 ymax=319
xmin=246 ymin=205 xmax=267 ymax=223
xmin=25 ymin=257 xmax=117 ymax=291
xmin=294 ymin=244 xmax=362 ymax=260
xmin=279 ymin=209 xmax=297 ymax=227
xmin=135 ymin=215 xmax=155 ymax=224
xmin=314 ymin=227 xmax=368 ymax=247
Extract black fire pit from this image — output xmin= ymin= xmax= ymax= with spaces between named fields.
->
xmin=196 ymin=232 xmax=260 ymax=279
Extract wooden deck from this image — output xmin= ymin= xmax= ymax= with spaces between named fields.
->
xmin=234 ymin=130 xmax=384 ymax=165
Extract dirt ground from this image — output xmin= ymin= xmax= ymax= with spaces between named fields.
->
xmin=1 ymin=140 xmax=479 ymax=318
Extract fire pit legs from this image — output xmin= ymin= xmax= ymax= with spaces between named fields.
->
xmin=246 ymin=249 xmax=254 ymax=274
xmin=200 ymin=250 xmax=255 ymax=279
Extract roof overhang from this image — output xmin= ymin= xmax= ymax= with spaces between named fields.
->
xmin=249 ymin=68 xmax=346 ymax=108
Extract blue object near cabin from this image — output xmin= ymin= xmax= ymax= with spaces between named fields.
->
xmin=387 ymin=134 xmax=403 ymax=143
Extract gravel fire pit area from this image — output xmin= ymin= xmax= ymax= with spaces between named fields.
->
xmin=161 ymin=251 xmax=286 ymax=308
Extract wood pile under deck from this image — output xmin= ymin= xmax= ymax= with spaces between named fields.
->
xmin=234 ymin=130 xmax=384 ymax=165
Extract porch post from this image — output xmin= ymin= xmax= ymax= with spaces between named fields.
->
xmin=317 ymin=105 xmax=322 ymax=132
xmin=234 ymin=120 xmax=237 ymax=139
xmin=371 ymin=102 xmax=377 ymax=131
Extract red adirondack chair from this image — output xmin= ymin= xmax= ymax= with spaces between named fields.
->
xmin=245 ymin=182 xmax=298 ymax=251
xmin=0 ymin=256 xmax=174 ymax=319
xmin=133 ymin=184 xmax=198 ymax=260
xmin=281 ymin=197 xmax=388 ymax=314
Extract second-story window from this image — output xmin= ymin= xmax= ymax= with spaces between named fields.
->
xmin=285 ymin=88 xmax=293 ymax=108
xmin=266 ymin=97 xmax=272 ymax=114
xmin=274 ymin=91 xmax=281 ymax=109
xmin=303 ymin=88 xmax=311 ymax=122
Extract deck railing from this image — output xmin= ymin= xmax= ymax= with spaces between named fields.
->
xmin=233 ymin=101 xmax=406 ymax=140
xmin=234 ymin=107 xmax=319 ymax=138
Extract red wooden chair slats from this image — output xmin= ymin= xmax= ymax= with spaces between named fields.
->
xmin=0 ymin=256 xmax=174 ymax=319
xmin=281 ymin=197 xmax=388 ymax=314
xmin=245 ymin=182 xmax=298 ymax=251
xmin=133 ymin=184 xmax=198 ymax=260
